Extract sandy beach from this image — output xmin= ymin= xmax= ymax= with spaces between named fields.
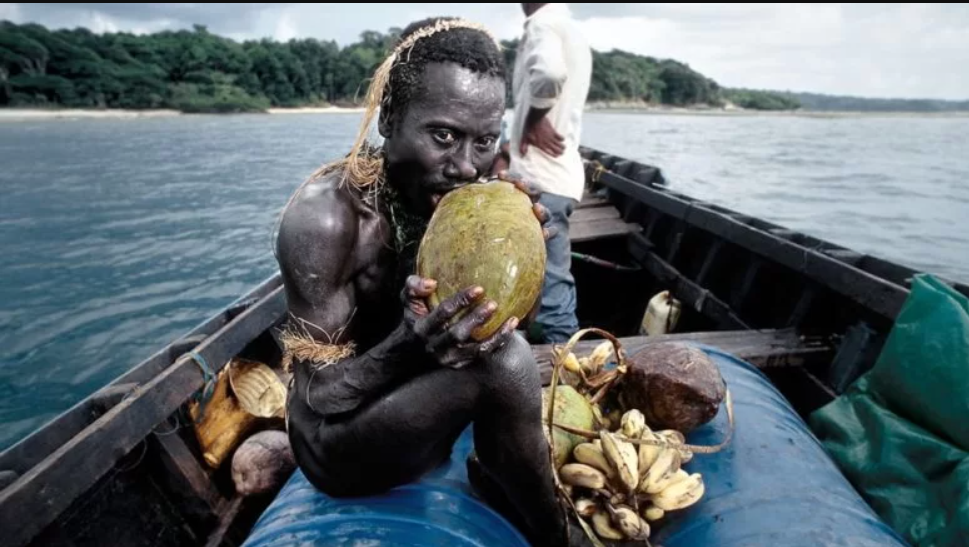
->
xmin=267 ymin=106 xmax=365 ymax=114
xmin=0 ymin=108 xmax=183 ymax=121
xmin=0 ymin=106 xmax=366 ymax=122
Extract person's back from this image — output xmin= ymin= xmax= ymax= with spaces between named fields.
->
xmin=504 ymin=3 xmax=592 ymax=344
xmin=508 ymin=3 xmax=592 ymax=204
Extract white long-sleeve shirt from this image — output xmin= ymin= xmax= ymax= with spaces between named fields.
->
xmin=506 ymin=3 xmax=592 ymax=203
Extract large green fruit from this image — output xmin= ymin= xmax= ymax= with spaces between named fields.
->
xmin=542 ymin=385 xmax=595 ymax=469
xmin=417 ymin=180 xmax=546 ymax=341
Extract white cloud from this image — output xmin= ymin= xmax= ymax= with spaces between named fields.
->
xmin=0 ymin=3 xmax=20 ymax=20
xmin=272 ymin=11 xmax=299 ymax=42
xmin=576 ymin=3 xmax=969 ymax=99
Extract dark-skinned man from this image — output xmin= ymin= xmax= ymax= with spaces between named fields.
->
xmin=272 ymin=16 xmax=607 ymax=547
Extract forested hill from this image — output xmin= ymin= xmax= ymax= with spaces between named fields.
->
xmin=779 ymin=91 xmax=969 ymax=113
xmin=1 ymin=21 xmax=807 ymax=113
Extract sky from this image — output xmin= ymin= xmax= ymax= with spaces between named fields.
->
xmin=2 ymin=3 xmax=968 ymax=100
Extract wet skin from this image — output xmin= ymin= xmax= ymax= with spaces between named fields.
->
xmin=276 ymin=62 xmax=570 ymax=546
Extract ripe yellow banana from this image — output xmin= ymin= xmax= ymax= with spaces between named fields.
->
xmin=575 ymin=498 xmax=598 ymax=517
xmin=640 ymin=447 xmax=682 ymax=494
xmin=573 ymin=443 xmax=615 ymax=479
xmin=600 ymin=431 xmax=639 ymax=492
xmin=611 ymin=504 xmax=650 ymax=540
xmin=578 ymin=356 xmax=595 ymax=375
xmin=561 ymin=351 xmax=582 ymax=374
xmin=664 ymin=469 xmax=691 ymax=488
xmin=651 ymin=472 xmax=705 ymax=511
xmin=588 ymin=340 xmax=613 ymax=373
xmin=620 ymin=409 xmax=646 ymax=439
xmin=560 ymin=463 xmax=607 ymax=490
xmin=643 ymin=505 xmax=665 ymax=521
xmin=591 ymin=511 xmax=624 ymax=540
xmin=638 ymin=430 xmax=663 ymax=472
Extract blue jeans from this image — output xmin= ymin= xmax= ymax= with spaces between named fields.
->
xmin=534 ymin=193 xmax=580 ymax=343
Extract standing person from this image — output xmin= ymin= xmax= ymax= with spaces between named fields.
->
xmin=496 ymin=3 xmax=593 ymax=344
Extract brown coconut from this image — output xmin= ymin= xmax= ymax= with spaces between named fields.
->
xmin=231 ymin=430 xmax=296 ymax=496
xmin=618 ymin=343 xmax=725 ymax=433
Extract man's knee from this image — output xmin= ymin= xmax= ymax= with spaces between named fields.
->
xmin=479 ymin=333 xmax=541 ymax=397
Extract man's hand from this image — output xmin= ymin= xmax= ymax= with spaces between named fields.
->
xmin=401 ymin=276 xmax=519 ymax=369
xmin=521 ymin=109 xmax=565 ymax=157
xmin=496 ymin=171 xmax=558 ymax=241
xmin=490 ymin=142 xmax=511 ymax=176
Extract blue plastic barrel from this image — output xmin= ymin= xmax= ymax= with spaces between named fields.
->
xmin=242 ymin=424 xmax=531 ymax=546
xmin=244 ymin=346 xmax=909 ymax=547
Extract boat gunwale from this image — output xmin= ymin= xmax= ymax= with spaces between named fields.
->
xmin=579 ymin=146 xmax=969 ymax=301
xmin=0 ymin=277 xmax=287 ymax=547
xmin=0 ymin=273 xmax=284 ymax=475
xmin=579 ymin=147 xmax=915 ymax=320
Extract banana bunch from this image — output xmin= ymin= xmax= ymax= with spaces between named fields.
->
xmin=557 ymin=409 xmax=706 ymax=543
xmin=555 ymin=340 xmax=613 ymax=382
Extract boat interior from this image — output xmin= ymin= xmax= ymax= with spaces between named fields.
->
xmin=2 ymin=145 xmax=963 ymax=546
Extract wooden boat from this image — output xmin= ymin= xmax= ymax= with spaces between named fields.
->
xmin=1 ymin=144 xmax=961 ymax=546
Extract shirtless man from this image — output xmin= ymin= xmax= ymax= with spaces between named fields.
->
xmin=274 ymin=17 xmax=576 ymax=547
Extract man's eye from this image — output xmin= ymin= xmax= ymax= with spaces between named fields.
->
xmin=432 ymin=130 xmax=455 ymax=144
xmin=476 ymin=136 xmax=497 ymax=150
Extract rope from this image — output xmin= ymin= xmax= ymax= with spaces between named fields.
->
xmin=587 ymin=160 xmax=608 ymax=184
xmin=571 ymin=251 xmax=641 ymax=271
xmin=178 ymin=351 xmax=216 ymax=424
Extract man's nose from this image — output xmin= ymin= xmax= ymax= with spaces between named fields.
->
xmin=445 ymin=145 xmax=478 ymax=180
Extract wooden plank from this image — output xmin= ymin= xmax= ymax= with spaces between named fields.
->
xmin=576 ymin=196 xmax=609 ymax=209
xmin=628 ymin=234 xmax=750 ymax=330
xmin=570 ymin=218 xmax=640 ymax=243
xmin=590 ymin=167 xmax=909 ymax=319
xmin=205 ymin=497 xmax=244 ymax=547
xmin=695 ymin=239 xmax=726 ymax=287
xmin=572 ymin=206 xmax=620 ymax=223
xmin=822 ymin=249 xmax=864 ymax=267
xmin=531 ymin=328 xmax=833 ymax=385
xmin=153 ymin=432 xmax=225 ymax=514
xmin=0 ymin=275 xmax=282 ymax=476
xmin=90 ymin=383 xmax=137 ymax=414
xmin=0 ymin=286 xmax=287 ymax=547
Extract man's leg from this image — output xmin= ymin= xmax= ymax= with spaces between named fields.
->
xmin=535 ymin=192 xmax=580 ymax=344
xmin=287 ymin=335 xmax=568 ymax=545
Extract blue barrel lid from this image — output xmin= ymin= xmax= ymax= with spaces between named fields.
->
xmin=244 ymin=346 xmax=909 ymax=547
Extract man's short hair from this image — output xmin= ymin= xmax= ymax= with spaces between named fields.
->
xmin=384 ymin=17 xmax=506 ymax=125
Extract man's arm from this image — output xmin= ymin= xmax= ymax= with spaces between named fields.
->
xmin=276 ymin=183 xmax=421 ymax=417
xmin=524 ymin=20 xmax=568 ymax=110
xmin=520 ymin=21 xmax=567 ymax=156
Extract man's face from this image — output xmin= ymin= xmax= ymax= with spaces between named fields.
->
xmin=381 ymin=62 xmax=505 ymax=219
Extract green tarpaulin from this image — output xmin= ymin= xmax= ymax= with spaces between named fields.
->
xmin=810 ymin=274 xmax=969 ymax=547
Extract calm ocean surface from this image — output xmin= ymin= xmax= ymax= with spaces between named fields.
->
xmin=1 ymin=111 xmax=967 ymax=450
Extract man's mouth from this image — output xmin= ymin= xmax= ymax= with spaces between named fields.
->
xmin=429 ymin=184 xmax=465 ymax=208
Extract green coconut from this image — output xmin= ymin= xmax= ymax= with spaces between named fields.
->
xmin=416 ymin=180 xmax=547 ymax=341
xmin=542 ymin=385 xmax=595 ymax=469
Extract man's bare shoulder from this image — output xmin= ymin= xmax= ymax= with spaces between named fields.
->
xmin=275 ymin=170 xmax=360 ymax=274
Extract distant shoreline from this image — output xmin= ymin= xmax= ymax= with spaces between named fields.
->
xmin=1 ymin=104 xmax=966 ymax=122
xmin=583 ymin=102 xmax=969 ymax=118
xmin=0 ymin=106 xmax=366 ymax=122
